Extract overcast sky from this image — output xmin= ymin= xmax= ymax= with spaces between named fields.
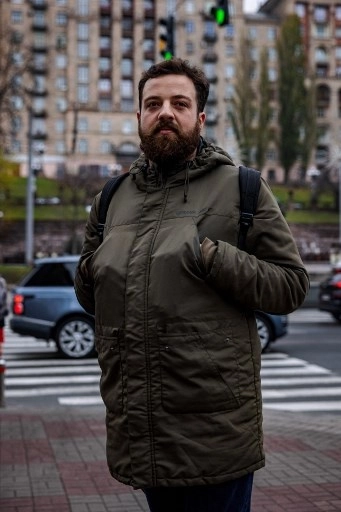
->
xmin=244 ymin=0 xmax=263 ymax=13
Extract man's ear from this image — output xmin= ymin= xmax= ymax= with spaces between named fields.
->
xmin=199 ymin=112 xmax=206 ymax=128
xmin=137 ymin=111 xmax=141 ymax=121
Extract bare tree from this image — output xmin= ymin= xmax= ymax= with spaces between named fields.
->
xmin=255 ymin=47 xmax=272 ymax=171
xmin=229 ymin=35 xmax=256 ymax=166
xmin=0 ymin=26 xmax=33 ymax=151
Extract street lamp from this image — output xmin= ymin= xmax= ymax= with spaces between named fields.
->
xmin=25 ymin=107 xmax=34 ymax=266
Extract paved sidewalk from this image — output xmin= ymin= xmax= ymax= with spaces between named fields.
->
xmin=1 ymin=404 xmax=341 ymax=512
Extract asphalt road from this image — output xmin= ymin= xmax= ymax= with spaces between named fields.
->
xmin=274 ymin=308 xmax=341 ymax=374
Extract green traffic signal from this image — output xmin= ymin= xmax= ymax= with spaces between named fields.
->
xmin=215 ymin=7 xmax=227 ymax=25
xmin=211 ymin=1 xmax=229 ymax=26
xmin=163 ymin=51 xmax=173 ymax=61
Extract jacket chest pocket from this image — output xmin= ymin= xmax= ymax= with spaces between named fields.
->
xmin=158 ymin=330 xmax=240 ymax=414
xmin=96 ymin=331 xmax=125 ymax=413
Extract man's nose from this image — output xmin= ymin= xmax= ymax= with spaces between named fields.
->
xmin=158 ymin=102 xmax=174 ymax=119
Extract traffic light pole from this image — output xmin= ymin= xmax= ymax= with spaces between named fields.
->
xmin=25 ymin=107 xmax=34 ymax=266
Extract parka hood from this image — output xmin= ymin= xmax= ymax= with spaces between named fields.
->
xmin=129 ymin=139 xmax=235 ymax=201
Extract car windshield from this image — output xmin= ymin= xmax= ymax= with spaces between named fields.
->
xmin=23 ymin=262 xmax=76 ymax=287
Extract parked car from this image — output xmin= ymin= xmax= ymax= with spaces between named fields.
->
xmin=10 ymin=255 xmax=287 ymax=358
xmin=319 ymin=264 xmax=341 ymax=323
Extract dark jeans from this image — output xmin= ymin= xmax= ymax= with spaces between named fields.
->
xmin=144 ymin=473 xmax=254 ymax=512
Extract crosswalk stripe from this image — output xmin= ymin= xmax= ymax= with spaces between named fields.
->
xmin=261 ymin=365 xmax=331 ymax=376
xmin=261 ymin=376 xmax=341 ymax=386
xmin=6 ymin=375 xmax=99 ymax=386
xmin=262 ymin=387 xmax=341 ymax=398
xmin=6 ymin=385 xmax=100 ymax=397
xmin=59 ymin=396 xmax=103 ymax=406
xmin=263 ymin=401 xmax=341 ymax=412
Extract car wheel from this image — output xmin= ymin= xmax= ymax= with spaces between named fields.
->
xmin=331 ymin=312 xmax=341 ymax=323
xmin=256 ymin=314 xmax=272 ymax=352
xmin=55 ymin=316 xmax=95 ymax=358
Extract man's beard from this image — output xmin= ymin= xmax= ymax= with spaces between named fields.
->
xmin=138 ymin=119 xmax=201 ymax=167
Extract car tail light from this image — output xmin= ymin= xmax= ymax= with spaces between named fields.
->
xmin=13 ymin=294 xmax=25 ymax=315
xmin=333 ymin=281 xmax=341 ymax=289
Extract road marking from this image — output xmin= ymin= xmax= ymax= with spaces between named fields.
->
xmin=264 ymin=401 xmax=341 ymax=412
xmin=6 ymin=375 xmax=99 ymax=385
xmin=262 ymin=387 xmax=341 ymax=398
xmin=262 ymin=376 xmax=341 ymax=386
xmin=6 ymin=385 xmax=100 ymax=397
xmin=59 ymin=396 xmax=103 ymax=406
xmin=261 ymin=364 xmax=331 ymax=376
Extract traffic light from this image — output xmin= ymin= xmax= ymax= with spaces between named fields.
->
xmin=159 ymin=15 xmax=174 ymax=60
xmin=211 ymin=0 xmax=229 ymax=26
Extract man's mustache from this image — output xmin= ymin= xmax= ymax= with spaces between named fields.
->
xmin=152 ymin=122 xmax=179 ymax=135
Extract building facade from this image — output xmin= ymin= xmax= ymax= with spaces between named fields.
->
xmin=0 ymin=0 xmax=340 ymax=183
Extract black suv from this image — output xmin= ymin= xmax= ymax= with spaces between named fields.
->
xmin=10 ymin=255 xmax=95 ymax=358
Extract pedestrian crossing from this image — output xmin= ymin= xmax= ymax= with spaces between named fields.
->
xmin=261 ymin=353 xmax=341 ymax=412
xmin=3 ymin=329 xmax=341 ymax=412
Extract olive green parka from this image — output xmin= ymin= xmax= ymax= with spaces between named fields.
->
xmin=74 ymin=142 xmax=309 ymax=490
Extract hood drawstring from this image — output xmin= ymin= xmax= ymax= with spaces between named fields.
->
xmin=130 ymin=162 xmax=148 ymax=181
xmin=184 ymin=165 xmax=190 ymax=203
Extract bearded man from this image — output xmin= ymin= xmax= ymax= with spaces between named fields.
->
xmin=75 ymin=58 xmax=309 ymax=512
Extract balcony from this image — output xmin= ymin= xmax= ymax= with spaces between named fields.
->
xmin=202 ymin=51 xmax=218 ymax=63
xmin=29 ymin=0 xmax=48 ymax=10
xmin=31 ymin=21 xmax=47 ymax=31
xmin=202 ymin=32 xmax=218 ymax=44
xmin=32 ymin=131 xmax=48 ymax=140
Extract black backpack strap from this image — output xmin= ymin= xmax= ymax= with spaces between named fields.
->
xmin=238 ymin=165 xmax=261 ymax=251
xmin=97 ymin=173 xmax=129 ymax=243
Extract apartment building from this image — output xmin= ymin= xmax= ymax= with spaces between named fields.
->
xmin=1 ymin=0 xmax=340 ymax=183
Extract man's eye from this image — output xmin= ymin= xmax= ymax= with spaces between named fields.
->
xmin=146 ymin=102 xmax=159 ymax=108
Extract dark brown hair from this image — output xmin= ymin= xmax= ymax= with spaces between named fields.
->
xmin=138 ymin=58 xmax=210 ymax=113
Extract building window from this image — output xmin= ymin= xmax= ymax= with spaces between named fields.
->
xmin=77 ymin=0 xmax=89 ymax=16
xmin=225 ymin=64 xmax=234 ymax=79
xmin=121 ymin=79 xmax=133 ymax=98
xmin=267 ymin=27 xmax=276 ymax=41
xmin=121 ymin=38 xmax=133 ymax=53
xmin=56 ymin=54 xmax=67 ymax=68
xmin=99 ymin=58 xmax=111 ymax=71
xmin=100 ymin=119 xmax=111 ymax=133
xmin=295 ymin=3 xmax=306 ymax=17
xmin=34 ymin=32 xmax=47 ymax=49
xmin=78 ymin=138 xmax=88 ymax=154
xmin=56 ymin=34 xmax=67 ymax=50
xmin=121 ymin=58 xmax=133 ymax=76
xmin=77 ymin=85 xmax=89 ymax=103
xmin=56 ymin=97 xmax=67 ymax=112
xmin=55 ymin=119 xmax=65 ymax=133
xmin=225 ymin=44 xmax=234 ymax=57
xmin=100 ymin=36 xmax=111 ymax=49
xmin=99 ymin=78 xmax=111 ymax=92
xmin=336 ymin=6 xmax=341 ymax=20
xmin=315 ymin=24 xmax=329 ymax=38
xmin=78 ymin=65 xmax=89 ymax=83
xmin=186 ymin=41 xmax=195 ymax=54
xmin=268 ymin=47 xmax=276 ymax=61
xmin=77 ymin=42 xmax=89 ymax=59
xmin=336 ymin=46 xmax=341 ymax=60
xmin=268 ymin=68 xmax=277 ymax=82
xmin=11 ymin=10 xmax=23 ymax=23
xmin=56 ymin=12 xmax=67 ymax=25
xmin=186 ymin=20 xmax=195 ymax=34
xmin=143 ymin=39 xmax=154 ymax=52
xmin=78 ymin=22 xmax=89 ymax=39
xmin=248 ymin=27 xmax=257 ymax=39
xmin=98 ymin=99 xmax=112 ymax=111
xmin=314 ymin=6 xmax=328 ymax=23
xmin=78 ymin=117 xmax=88 ymax=132
xmin=143 ymin=59 xmax=154 ymax=70
xmin=121 ymin=98 xmax=134 ymax=111
xmin=122 ymin=119 xmax=133 ymax=134
xmin=100 ymin=140 xmax=112 ymax=154
xmin=56 ymin=76 xmax=67 ymax=91
xmin=225 ymin=25 xmax=234 ymax=38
